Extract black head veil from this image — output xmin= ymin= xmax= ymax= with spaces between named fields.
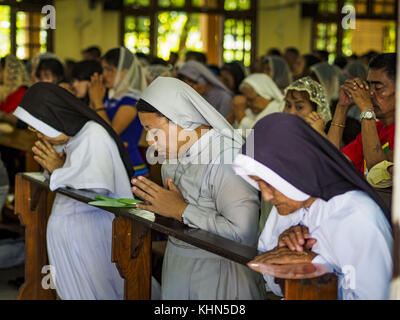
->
xmin=16 ymin=82 xmax=134 ymax=178
xmin=241 ymin=113 xmax=391 ymax=221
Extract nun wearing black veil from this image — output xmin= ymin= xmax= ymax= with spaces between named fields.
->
xmin=232 ymin=113 xmax=392 ymax=300
xmin=13 ymin=82 xmax=138 ymax=300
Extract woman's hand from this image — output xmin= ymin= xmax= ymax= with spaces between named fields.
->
xmin=277 ymin=225 xmax=317 ymax=252
xmin=231 ymin=95 xmax=247 ymax=122
xmin=305 ymin=111 xmax=326 ymax=133
xmin=32 ymin=140 xmax=66 ymax=173
xmin=250 ymin=246 xmax=317 ymax=266
xmin=88 ymin=73 xmax=106 ymax=109
xmin=131 ymin=176 xmax=188 ymax=221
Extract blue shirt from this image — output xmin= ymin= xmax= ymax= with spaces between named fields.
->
xmin=104 ymin=92 xmax=148 ymax=176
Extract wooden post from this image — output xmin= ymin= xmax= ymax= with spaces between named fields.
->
xmin=14 ymin=174 xmax=56 ymax=300
xmin=112 ymin=216 xmax=152 ymax=300
xmin=283 ymin=273 xmax=338 ymax=300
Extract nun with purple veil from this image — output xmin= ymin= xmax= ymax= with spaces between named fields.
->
xmin=232 ymin=113 xmax=392 ymax=300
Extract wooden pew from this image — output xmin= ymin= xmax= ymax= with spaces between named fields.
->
xmin=0 ymin=127 xmax=40 ymax=172
xmin=15 ymin=172 xmax=337 ymax=300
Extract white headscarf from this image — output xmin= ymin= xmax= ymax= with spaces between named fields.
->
xmin=239 ymin=73 xmax=284 ymax=103
xmin=264 ymin=56 xmax=292 ymax=92
xmin=140 ymin=77 xmax=243 ymax=147
xmin=310 ymin=62 xmax=340 ymax=103
xmin=109 ymin=47 xmax=147 ymax=100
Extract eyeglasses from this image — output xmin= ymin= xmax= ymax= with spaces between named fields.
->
xmin=27 ymin=126 xmax=37 ymax=133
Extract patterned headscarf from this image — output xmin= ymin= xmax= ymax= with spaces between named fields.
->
xmin=0 ymin=55 xmax=31 ymax=102
xmin=284 ymin=76 xmax=331 ymax=122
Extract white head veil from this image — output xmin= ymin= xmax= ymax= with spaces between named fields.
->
xmin=310 ymin=62 xmax=340 ymax=103
xmin=264 ymin=56 xmax=292 ymax=92
xmin=140 ymin=77 xmax=243 ymax=147
xmin=109 ymin=47 xmax=147 ymax=100
xmin=239 ymin=73 xmax=284 ymax=103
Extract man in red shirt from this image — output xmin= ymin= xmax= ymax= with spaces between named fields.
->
xmin=328 ymin=53 xmax=396 ymax=176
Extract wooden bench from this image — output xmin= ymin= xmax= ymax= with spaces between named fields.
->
xmin=15 ymin=172 xmax=338 ymax=300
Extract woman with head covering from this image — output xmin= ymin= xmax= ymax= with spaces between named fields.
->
xmin=291 ymin=53 xmax=321 ymax=80
xmin=29 ymin=52 xmax=60 ymax=83
xmin=177 ymin=60 xmax=234 ymax=117
xmin=144 ymin=64 xmax=173 ymax=85
xmin=283 ymin=76 xmax=331 ymax=135
xmin=232 ymin=113 xmax=392 ymax=300
xmin=262 ymin=56 xmax=292 ymax=93
xmin=0 ymin=55 xmax=31 ymax=113
xmin=12 ymin=82 xmax=137 ymax=300
xmin=219 ymin=61 xmax=246 ymax=95
xmin=89 ymin=47 xmax=149 ymax=176
xmin=310 ymin=62 xmax=341 ymax=105
xmin=227 ymin=73 xmax=284 ymax=133
xmin=131 ymin=77 xmax=266 ymax=300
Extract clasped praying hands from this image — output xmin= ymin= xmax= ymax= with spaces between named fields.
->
xmin=341 ymin=77 xmax=374 ymax=112
xmin=32 ymin=140 xmax=66 ymax=173
xmin=131 ymin=176 xmax=188 ymax=221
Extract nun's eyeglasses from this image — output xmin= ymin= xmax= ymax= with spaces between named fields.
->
xmin=28 ymin=126 xmax=37 ymax=133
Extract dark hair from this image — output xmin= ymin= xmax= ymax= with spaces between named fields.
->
xmin=267 ymin=48 xmax=282 ymax=56
xmin=221 ymin=61 xmax=245 ymax=94
xmin=82 ymin=46 xmax=101 ymax=59
xmin=334 ymin=56 xmax=348 ymax=69
xmin=185 ymin=51 xmax=207 ymax=64
xmin=150 ymin=57 xmax=168 ymax=66
xmin=36 ymin=58 xmax=65 ymax=83
xmin=208 ymin=64 xmax=220 ymax=76
xmin=303 ymin=54 xmax=321 ymax=69
xmin=315 ymin=50 xmax=329 ymax=62
xmin=136 ymin=98 xmax=164 ymax=117
xmin=285 ymin=47 xmax=300 ymax=57
xmin=103 ymin=48 xmax=120 ymax=68
xmin=369 ymin=53 xmax=396 ymax=82
xmin=72 ymin=60 xmax=103 ymax=81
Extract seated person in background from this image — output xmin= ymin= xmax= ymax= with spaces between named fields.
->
xmin=89 ymin=47 xmax=149 ymax=177
xmin=132 ymin=77 xmax=266 ymax=300
xmin=262 ymin=56 xmax=292 ymax=93
xmin=283 ymin=76 xmax=331 ymax=136
xmin=227 ymin=73 xmax=284 ymax=132
xmin=309 ymin=62 xmax=341 ymax=106
xmin=328 ymin=53 xmax=396 ymax=177
xmin=71 ymin=60 xmax=103 ymax=106
xmin=232 ymin=113 xmax=392 ymax=300
xmin=36 ymin=58 xmax=66 ymax=85
xmin=219 ymin=61 xmax=246 ymax=95
xmin=29 ymin=52 xmax=60 ymax=83
xmin=12 ymin=82 xmax=139 ymax=300
xmin=291 ymin=53 xmax=321 ymax=80
xmin=0 ymin=55 xmax=31 ymax=127
xmin=185 ymin=50 xmax=207 ymax=64
xmin=177 ymin=60 xmax=234 ymax=117
xmin=283 ymin=47 xmax=300 ymax=76
xmin=81 ymin=46 xmax=102 ymax=62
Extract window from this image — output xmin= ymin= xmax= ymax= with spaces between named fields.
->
xmin=0 ymin=1 xmax=53 ymax=60
xmin=122 ymin=0 xmax=256 ymax=67
xmin=313 ymin=0 xmax=397 ymax=58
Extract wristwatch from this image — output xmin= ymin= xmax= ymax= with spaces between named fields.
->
xmin=360 ymin=109 xmax=376 ymax=121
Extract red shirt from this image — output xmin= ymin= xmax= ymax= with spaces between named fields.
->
xmin=0 ymin=86 xmax=27 ymax=114
xmin=342 ymin=121 xmax=395 ymax=174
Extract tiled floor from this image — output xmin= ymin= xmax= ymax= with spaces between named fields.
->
xmin=0 ymin=264 xmax=24 ymax=300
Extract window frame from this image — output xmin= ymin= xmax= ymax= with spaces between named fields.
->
xmin=0 ymin=0 xmax=54 ymax=59
xmin=120 ymin=0 xmax=257 ymax=65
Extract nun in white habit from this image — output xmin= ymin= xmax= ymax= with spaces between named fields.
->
xmin=131 ymin=77 xmax=266 ymax=300
xmin=13 ymin=82 xmax=139 ymax=300
xmin=232 ymin=113 xmax=393 ymax=300
xmin=230 ymin=73 xmax=284 ymax=133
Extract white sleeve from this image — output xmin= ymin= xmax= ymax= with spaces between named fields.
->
xmin=318 ymin=214 xmax=392 ymax=300
xmin=182 ymin=164 xmax=260 ymax=247
xmin=49 ymin=126 xmax=121 ymax=195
